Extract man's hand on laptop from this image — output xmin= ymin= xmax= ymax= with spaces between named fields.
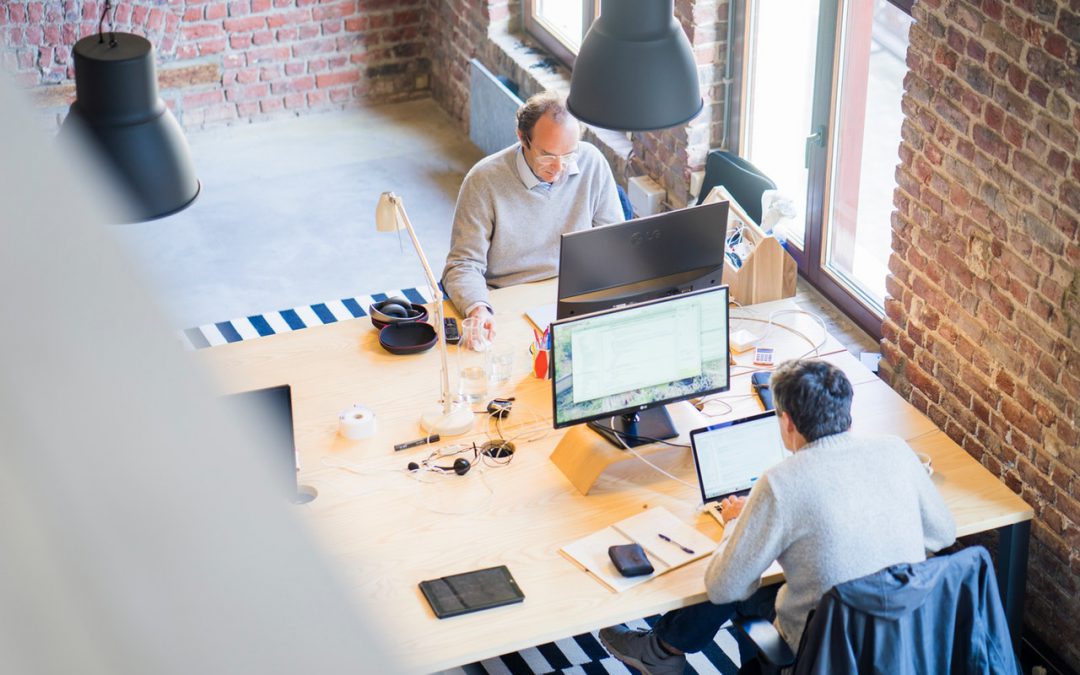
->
xmin=719 ymin=495 xmax=747 ymax=524
xmin=466 ymin=305 xmax=496 ymax=348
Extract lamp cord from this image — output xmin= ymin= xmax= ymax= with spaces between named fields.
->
xmin=98 ymin=1 xmax=117 ymax=47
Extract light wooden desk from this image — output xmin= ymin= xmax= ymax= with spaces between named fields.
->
xmin=198 ymin=279 xmax=1032 ymax=672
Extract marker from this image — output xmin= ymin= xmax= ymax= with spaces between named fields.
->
xmin=658 ymin=533 xmax=694 ymax=555
xmin=394 ymin=434 xmax=440 ymax=452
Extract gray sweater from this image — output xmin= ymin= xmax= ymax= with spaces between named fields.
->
xmin=705 ymin=432 xmax=956 ymax=650
xmin=441 ymin=142 xmax=624 ymax=314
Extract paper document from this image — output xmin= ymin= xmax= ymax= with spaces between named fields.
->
xmin=560 ymin=507 xmax=717 ymax=593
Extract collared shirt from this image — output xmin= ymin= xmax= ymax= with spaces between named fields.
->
xmin=515 ymin=146 xmax=580 ymax=192
xmin=462 ymin=148 xmax=582 ymax=317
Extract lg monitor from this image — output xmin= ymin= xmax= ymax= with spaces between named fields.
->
xmin=551 ymin=285 xmax=730 ymax=448
xmin=556 ymin=199 xmax=730 ymax=319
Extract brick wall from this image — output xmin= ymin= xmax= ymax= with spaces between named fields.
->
xmin=884 ymin=0 xmax=1080 ymax=668
xmin=0 ymin=0 xmax=430 ymax=130
xmin=427 ymin=0 xmax=730 ymax=208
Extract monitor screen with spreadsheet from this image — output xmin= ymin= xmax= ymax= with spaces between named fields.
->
xmin=550 ymin=286 xmax=730 ymax=447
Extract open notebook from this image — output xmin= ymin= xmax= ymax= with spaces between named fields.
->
xmin=560 ymin=507 xmax=717 ymax=593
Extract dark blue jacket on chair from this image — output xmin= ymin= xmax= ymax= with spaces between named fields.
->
xmin=794 ymin=546 xmax=1020 ymax=675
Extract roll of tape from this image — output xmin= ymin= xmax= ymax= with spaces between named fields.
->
xmin=338 ymin=404 xmax=376 ymax=440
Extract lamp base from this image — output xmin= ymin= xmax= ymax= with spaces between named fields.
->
xmin=419 ymin=400 xmax=474 ymax=437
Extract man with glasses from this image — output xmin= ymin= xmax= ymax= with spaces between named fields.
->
xmin=442 ymin=91 xmax=624 ymax=341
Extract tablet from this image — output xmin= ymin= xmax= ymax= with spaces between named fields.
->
xmin=419 ymin=565 xmax=525 ymax=619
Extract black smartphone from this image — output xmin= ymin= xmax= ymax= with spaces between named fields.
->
xmin=444 ymin=317 xmax=461 ymax=344
xmin=751 ymin=371 xmax=774 ymax=411
xmin=419 ymin=565 xmax=524 ymax=619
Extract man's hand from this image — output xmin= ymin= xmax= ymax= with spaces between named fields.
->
xmin=465 ymin=305 xmax=496 ymax=348
xmin=719 ymin=495 xmax=747 ymax=524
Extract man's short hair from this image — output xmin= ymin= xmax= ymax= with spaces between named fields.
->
xmin=770 ymin=359 xmax=853 ymax=442
xmin=516 ymin=91 xmax=575 ymax=147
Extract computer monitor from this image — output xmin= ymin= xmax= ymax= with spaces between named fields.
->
xmin=551 ymin=286 xmax=730 ymax=448
xmin=222 ymin=384 xmax=316 ymax=504
xmin=556 ymin=200 xmax=730 ymax=319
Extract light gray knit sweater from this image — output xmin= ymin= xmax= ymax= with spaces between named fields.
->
xmin=705 ymin=432 xmax=956 ymax=650
xmin=441 ymin=142 xmax=623 ymax=314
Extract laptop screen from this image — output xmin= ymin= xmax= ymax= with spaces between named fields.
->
xmin=690 ymin=411 xmax=788 ymax=503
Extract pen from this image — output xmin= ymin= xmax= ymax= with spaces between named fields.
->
xmin=394 ymin=434 xmax=440 ymax=452
xmin=658 ymin=533 xmax=694 ymax=555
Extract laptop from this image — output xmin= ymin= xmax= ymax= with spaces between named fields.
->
xmin=223 ymin=384 xmax=316 ymax=504
xmin=689 ymin=411 xmax=789 ymax=525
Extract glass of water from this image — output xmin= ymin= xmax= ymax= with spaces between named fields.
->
xmin=457 ymin=317 xmax=490 ymax=402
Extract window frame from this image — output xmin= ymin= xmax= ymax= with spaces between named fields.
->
xmin=522 ymin=0 xmax=599 ymax=69
xmin=732 ymin=0 xmax=914 ymax=341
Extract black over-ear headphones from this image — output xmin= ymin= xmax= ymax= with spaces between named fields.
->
xmin=374 ymin=296 xmax=422 ymax=319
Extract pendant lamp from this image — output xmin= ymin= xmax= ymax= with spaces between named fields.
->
xmin=61 ymin=5 xmax=199 ymax=222
xmin=567 ymin=0 xmax=703 ymax=131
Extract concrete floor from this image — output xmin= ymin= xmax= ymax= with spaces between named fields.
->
xmin=113 ymin=98 xmax=482 ymax=330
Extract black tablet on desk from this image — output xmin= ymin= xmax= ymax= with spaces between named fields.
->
xmin=419 ymin=565 xmax=525 ymax=619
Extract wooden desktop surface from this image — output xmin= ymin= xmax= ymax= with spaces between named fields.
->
xmin=197 ymin=279 xmax=1031 ymax=673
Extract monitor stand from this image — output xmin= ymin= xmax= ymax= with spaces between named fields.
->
xmin=587 ymin=408 xmax=678 ymax=449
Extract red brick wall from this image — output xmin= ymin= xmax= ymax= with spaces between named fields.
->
xmin=427 ymin=0 xmax=514 ymax=129
xmin=884 ymin=0 xmax=1080 ymax=668
xmin=0 ymin=0 xmax=430 ymax=129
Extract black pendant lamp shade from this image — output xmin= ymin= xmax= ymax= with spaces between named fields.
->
xmin=568 ymin=0 xmax=703 ymax=132
xmin=62 ymin=33 xmax=200 ymax=221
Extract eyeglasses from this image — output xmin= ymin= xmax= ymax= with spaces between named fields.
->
xmin=534 ymin=150 xmax=577 ymax=168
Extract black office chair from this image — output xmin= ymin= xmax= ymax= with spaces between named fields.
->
xmin=695 ymin=150 xmax=776 ymax=225
xmin=734 ymin=546 xmax=1020 ymax=675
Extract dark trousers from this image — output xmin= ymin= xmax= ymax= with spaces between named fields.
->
xmin=653 ymin=584 xmax=780 ymax=664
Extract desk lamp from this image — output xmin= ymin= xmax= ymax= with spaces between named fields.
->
xmin=567 ymin=0 xmax=702 ymax=131
xmin=375 ymin=192 xmax=474 ymax=436
xmin=60 ymin=1 xmax=200 ymax=221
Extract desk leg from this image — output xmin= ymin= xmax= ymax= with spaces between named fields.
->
xmin=997 ymin=520 xmax=1030 ymax=650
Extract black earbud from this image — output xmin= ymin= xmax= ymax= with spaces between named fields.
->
xmin=407 ymin=461 xmax=420 ymax=471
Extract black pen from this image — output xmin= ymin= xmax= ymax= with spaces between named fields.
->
xmin=658 ymin=533 xmax=694 ymax=555
xmin=394 ymin=434 xmax=440 ymax=452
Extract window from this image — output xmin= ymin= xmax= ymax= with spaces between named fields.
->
xmin=523 ymin=0 xmax=598 ymax=68
xmin=736 ymin=0 xmax=913 ymax=338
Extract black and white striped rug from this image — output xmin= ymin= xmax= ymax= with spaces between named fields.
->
xmin=179 ymin=286 xmax=435 ymax=350
xmin=436 ymin=615 xmax=743 ymax=675
xmin=183 ymin=289 xmax=745 ymax=674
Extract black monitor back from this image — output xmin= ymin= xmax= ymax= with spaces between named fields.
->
xmin=222 ymin=384 xmax=298 ymax=502
xmin=556 ymin=199 xmax=729 ymax=319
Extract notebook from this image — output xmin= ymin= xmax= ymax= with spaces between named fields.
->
xmin=689 ymin=411 xmax=789 ymax=525
xmin=560 ymin=507 xmax=717 ymax=593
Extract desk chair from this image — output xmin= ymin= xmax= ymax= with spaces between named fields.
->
xmin=695 ymin=150 xmax=776 ymax=225
xmin=735 ymin=546 xmax=1020 ymax=675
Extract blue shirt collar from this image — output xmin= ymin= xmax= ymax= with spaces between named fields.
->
xmin=515 ymin=145 xmax=580 ymax=191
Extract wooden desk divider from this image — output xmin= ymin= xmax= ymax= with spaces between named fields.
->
xmin=550 ymin=401 xmax=707 ymax=494
xmin=703 ymin=185 xmax=797 ymax=306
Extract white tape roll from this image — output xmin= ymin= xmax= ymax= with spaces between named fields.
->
xmin=338 ymin=404 xmax=376 ymax=440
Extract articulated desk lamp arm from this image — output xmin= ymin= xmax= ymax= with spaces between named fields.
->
xmin=375 ymin=192 xmax=473 ymax=436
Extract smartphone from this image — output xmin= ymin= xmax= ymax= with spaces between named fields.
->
xmin=444 ymin=317 xmax=461 ymax=344
xmin=751 ymin=371 xmax=774 ymax=411
xmin=419 ymin=565 xmax=524 ymax=619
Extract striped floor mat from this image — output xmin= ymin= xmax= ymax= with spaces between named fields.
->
xmin=183 ymin=289 xmax=745 ymax=674
xmin=178 ymin=286 xmax=434 ymax=350
xmin=437 ymin=616 xmax=743 ymax=675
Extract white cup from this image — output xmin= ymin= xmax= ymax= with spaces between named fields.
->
xmin=915 ymin=452 xmax=933 ymax=476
